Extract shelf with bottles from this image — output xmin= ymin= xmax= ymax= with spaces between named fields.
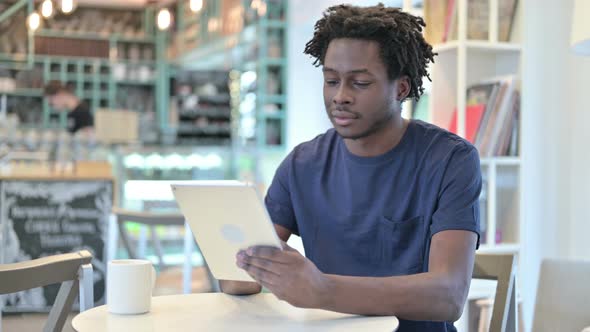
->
xmin=33 ymin=31 xmax=157 ymax=62
xmin=113 ymin=84 xmax=155 ymax=113
xmin=173 ymin=0 xmax=289 ymax=149
xmin=170 ymin=69 xmax=233 ymax=146
xmin=174 ymin=0 xmax=287 ymax=65
xmin=37 ymin=5 xmax=153 ymax=41
xmin=0 ymin=1 xmax=29 ymax=60
xmin=35 ymin=30 xmax=155 ymax=44
xmin=178 ymin=107 xmax=232 ymax=119
xmin=0 ymin=61 xmax=44 ymax=125
xmin=5 ymin=3 xmax=158 ymax=66
xmin=233 ymin=66 xmax=286 ymax=148
xmin=235 ymin=30 xmax=287 ymax=149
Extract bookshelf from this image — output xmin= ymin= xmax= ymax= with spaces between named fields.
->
xmin=413 ymin=0 xmax=522 ymax=254
xmin=410 ymin=0 xmax=523 ymax=330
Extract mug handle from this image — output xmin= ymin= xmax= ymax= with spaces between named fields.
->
xmin=151 ymin=265 xmax=157 ymax=291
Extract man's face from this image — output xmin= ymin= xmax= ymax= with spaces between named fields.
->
xmin=46 ymin=93 xmax=69 ymax=111
xmin=322 ymin=38 xmax=401 ymax=140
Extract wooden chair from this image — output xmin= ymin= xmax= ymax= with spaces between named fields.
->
xmin=472 ymin=253 xmax=517 ymax=332
xmin=532 ymin=258 xmax=590 ymax=332
xmin=0 ymin=250 xmax=94 ymax=332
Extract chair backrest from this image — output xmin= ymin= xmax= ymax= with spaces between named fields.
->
xmin=472 ymin=253 xmax=517 ymax=332
xmin=111 ymin=207 xmax=219 ymax=292
xmin=111 ymin=207 xmax=186 ymax=263
xmin=0 ymin=250 xmax=94 ymax=332
xmin=532 ymin=258 xmax=590 ymax=332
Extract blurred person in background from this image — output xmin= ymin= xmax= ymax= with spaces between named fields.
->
xmin=43 ymin=80 xmax=94 ymax=136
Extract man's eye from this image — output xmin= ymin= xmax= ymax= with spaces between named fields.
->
xmin=325 ymin=80 xmax=339 ymax=86
xmin=353 ymin=82 xmax=371 ymax=87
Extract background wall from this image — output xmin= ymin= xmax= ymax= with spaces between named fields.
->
xmin=521 ymin=0 xmax=590 ymax=329
xmin=568 ymin=36 xmax=590 ymax=262
xmin=286 ymin=0 xmax=335 ymax=150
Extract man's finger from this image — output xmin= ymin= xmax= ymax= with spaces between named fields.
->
xmin=242 ymin=255 xmax=286 ymax=275
xmin=246 ymin=246 xmax=290 ymax=263
xmin=241 ymin=264 xmax=278 ymax=286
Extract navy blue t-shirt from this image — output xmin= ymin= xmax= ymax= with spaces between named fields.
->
xmin=264 ymin=120 xmax=481 ymax=332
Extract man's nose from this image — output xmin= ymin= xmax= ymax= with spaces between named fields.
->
xmin=333 ymin=85 xmax=352 ymax=105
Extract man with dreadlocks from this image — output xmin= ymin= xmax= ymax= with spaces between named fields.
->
xmin=221 ymin=3 xmax=481 ymax=331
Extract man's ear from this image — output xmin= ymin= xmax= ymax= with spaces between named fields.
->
xmin=396 ymin=76 xmax=411 ymax=101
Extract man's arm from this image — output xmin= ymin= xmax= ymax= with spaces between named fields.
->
xmin=219 ymin=224 xmax=292 ymax=295
xmin=320 ymin=230 xmax=476 ymax=321
xmin=239 ymin=229 xmax=476 ymax=322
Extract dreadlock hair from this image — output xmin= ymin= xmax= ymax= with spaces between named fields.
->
xmin=304 ymin=3 xmax=436 ymax=101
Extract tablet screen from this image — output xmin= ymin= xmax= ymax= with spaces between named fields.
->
xmin=172 ymin=181 xmax=282 ymax=281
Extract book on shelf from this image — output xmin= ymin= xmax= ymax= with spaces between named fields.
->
xmin=494 ymin=91 xmax=519 ymax=156
xmin=448 ymin=104 xmax=485 ymax=143
xmin=448 ymin=76 xmax=520 ymax=157
xmin=507 ymin=103 xmax=519 ymax=156
xmin=477 ymin=76 xmax=519 ymax=157
xmin=442 ymin=0 xmax=457 ymax=43
xmin=424 ymin=0 xmax=448 ymax=45
xmin=448 ymin=81 xmax=499 ymax=143
xmin=425 ymin=0 xmax=519 ymax=44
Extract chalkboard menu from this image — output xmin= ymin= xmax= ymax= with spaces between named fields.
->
xmin=0 ymin=180 xmax=112 ymax=312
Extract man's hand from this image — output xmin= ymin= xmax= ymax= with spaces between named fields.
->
xmin=236 ymin=242 xmax=330 ymax=309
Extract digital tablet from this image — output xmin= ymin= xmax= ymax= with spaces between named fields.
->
xmin=171 ymin=181 xmax=282 ymax=282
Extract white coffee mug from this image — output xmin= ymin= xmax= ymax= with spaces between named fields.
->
xmin=107 ymin=259 xmax=156 ymax=315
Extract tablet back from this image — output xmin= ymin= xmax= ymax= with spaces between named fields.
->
xmin=171 ymin=181 xmax=281 ymax=282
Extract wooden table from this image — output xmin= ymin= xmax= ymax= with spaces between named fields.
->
xmin=72 ymin=293 xmax=399 ymax=332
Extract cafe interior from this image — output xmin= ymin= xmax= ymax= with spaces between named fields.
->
xmin=0 ymin=0 xmax=589 ymax=331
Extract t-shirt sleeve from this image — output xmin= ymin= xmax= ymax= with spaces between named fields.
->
xmin=76 ymin=109 xmax=94 ymax=128
xmin=431 ymin=145 xmax=482 ymax=248
xmin=264 ymin=151 xmax=299 ymax=236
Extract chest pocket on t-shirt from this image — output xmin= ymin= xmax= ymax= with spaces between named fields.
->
xmin=379 ymin=216 xmax=427 ymax=274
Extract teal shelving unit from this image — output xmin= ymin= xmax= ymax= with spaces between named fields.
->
xmin=174 ymin=0 xmax=288 ymax=150
xmin=0 ymin=2 xmax=165 ymax=134
xmin=1 ymin=0 xmax=287 ymax=151
xmin=4 ymin=54 xmax=159 ymax=129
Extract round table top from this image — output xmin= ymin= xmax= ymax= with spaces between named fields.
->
xmin=72 ymin=293 xmax=399 ymax=332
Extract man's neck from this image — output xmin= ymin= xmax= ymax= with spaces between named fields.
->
xmin=343 ymin=116 xmax=409 ymax=158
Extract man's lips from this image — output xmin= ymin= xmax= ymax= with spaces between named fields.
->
xmin=331 ymin=110 xmax=358 ymax=126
